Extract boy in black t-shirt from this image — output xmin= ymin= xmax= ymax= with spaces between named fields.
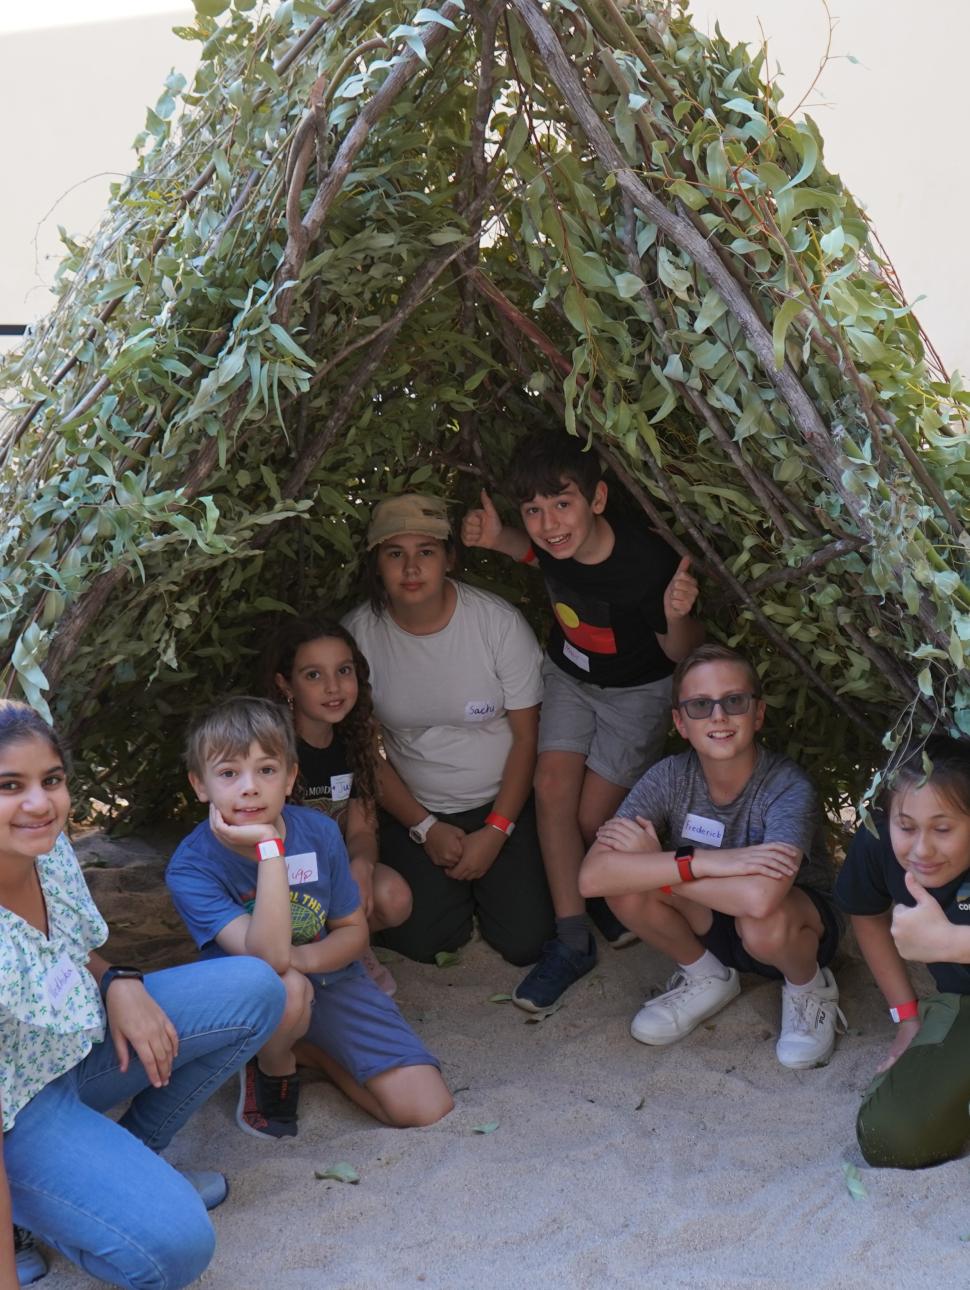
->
xmin=462 ymin=435 xmax=703 ymax=1009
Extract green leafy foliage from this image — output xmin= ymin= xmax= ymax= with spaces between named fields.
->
xmin=1 ymin=0 xmax=967 ymax=829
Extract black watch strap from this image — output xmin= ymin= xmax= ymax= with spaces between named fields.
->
xmin=99 ymin=965 xmax=144 ymax=1001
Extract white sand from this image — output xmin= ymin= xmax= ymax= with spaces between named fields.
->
xmin=40 ymin=838 xmax=969 ymax=1288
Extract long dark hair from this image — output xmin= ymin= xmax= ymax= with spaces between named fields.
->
xmin=0 ymin=700 xmax=67 ymax=766
xmin=888 ymin=735 xmax=970 ymax=818
xmin=264 ymin=618 xmax=379 ymax=806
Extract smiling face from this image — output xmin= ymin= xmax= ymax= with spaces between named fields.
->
xmin=375 ymin=532 xmax=452 ymax=610
xmin=276 ymin=635 xmax=359 ymax=744
xmin=0 ymin=733 xmax=71 ymax=864
xmin=519 ymin=478 xmax=607 ymax=562
xmin=189 ymin=740 xmax=297 ymax=829
xmin=672 ymin=660 xmax=765 ymax=765
xmin=889 ymin=781 xmax=970 ymax=888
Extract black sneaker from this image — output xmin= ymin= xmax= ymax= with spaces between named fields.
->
xmin=14 ymin=1227 xmax=48 ymax=1286
xmin=512 ymin=934 xmax=597 ymax=1012
xmin=236 ymin=1059 xmax=300 ymax=1139
xmin=587 ymin=897 xmax=638 ymax=949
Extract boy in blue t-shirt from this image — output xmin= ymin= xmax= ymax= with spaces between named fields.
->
xmin=166 ymin=697 xmax=452 ymax=1139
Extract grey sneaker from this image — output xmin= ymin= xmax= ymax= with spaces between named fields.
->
xmin=14 ymin=1227 xmax=48 ymax=1286
xmin=631 ymin=968 xmax=740 ymax=1045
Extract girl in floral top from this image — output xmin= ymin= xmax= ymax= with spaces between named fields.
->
xmin=0 ymin=701 xmax=285 ymax=1288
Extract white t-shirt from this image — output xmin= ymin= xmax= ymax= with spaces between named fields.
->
xmin=343 ymin=582 xmax=543 ymax=813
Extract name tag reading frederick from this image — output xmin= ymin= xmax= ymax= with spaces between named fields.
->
xmin=562 ymin=641 xmax=590 ymax=672
xmin=46 ymin=953 xmax=82 ymax=1012
xmin=329 ymin=773 xmax=352 ymax=802
xmin=682 ymin=814 xmax=725 ymax=847
xmin=286 ymin=851 xmax=319 ymax=886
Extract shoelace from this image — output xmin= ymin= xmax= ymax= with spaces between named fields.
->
xmin=786 ymin=988 xmax=848 ymax=1034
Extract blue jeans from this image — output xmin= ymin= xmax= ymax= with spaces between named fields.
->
xmin=5 ymin=956 xmax=285 ymax=1290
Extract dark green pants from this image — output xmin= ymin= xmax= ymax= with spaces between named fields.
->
xmin=375 ymin=796 xmax=555 ymax=967
xmin=857 ymin=993 xmax=970 ymax=1169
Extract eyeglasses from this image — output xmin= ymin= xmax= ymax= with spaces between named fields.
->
xmin=677 ymin=692 xmax=758 ymax=720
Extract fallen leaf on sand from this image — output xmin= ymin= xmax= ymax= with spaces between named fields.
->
xmin=315 ymin=1163 xmax=360 ymax=1184
xmin=472 ymin=1122 xmax=499 ymax=1135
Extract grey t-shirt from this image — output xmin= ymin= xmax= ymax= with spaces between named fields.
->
xmin=617 ymin=746 xmax=833 ymax=894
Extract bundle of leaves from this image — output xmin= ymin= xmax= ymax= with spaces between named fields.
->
xmin=1 ymin=0 xmax=968 ymax=828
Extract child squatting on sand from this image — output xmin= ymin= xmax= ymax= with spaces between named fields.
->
xmin=267 ymin=616 xmax=413 ymax=995
xmin=581 ymin=643 xmax=845 ymax=1070
xmin=165 ymin=697 xmax=453 ymax=1141
xmin=0 ymin=700 xmax=286 ymax=1290
xmin=836 ymin=735 xmax=970 ymax=1168
xmin=462 ymin=435 xmax=704 ymax=1013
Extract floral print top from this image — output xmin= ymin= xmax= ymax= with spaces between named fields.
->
xmin=1 ymin=834 xmax=107 ymax=1131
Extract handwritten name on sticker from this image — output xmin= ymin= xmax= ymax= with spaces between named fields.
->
xmin=562 ymin=641 xmax=590 ymax=672
xmin=329 ymin=773 xmax=353 ymax=802
xmin=464 ymin=699 xmax=497 ymax=723
xmin=287 ymin=851 xmax=319 ymax=886
xmin=682 ymin=813 xmax=725 ymax=847
xmin=46 ymin=953 xmax=82 ymax=1011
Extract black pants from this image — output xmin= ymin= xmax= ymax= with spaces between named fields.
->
xmin=375 ymin=796 xmax=554 ymax=967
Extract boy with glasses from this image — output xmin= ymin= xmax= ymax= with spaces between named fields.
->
xmin=580 ymin=644 xmax=843 ymax=1068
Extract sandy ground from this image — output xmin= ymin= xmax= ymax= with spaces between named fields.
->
xmin=35 ymin=834 xmax=968 ymax=1289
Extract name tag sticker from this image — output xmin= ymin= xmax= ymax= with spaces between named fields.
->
xmin=562 ymin=641 xmax=590 ymax=672
xmin=682 ymin=814 xmax=725 ymax=847
xmin=329 ymin=773 xmax=353 ymax=802
xmin=286 ymin=851 xmax=319 ymax=886
xmin=46 ymin=953 xmax=82 ymax=1012
xmin=464 ymin=699 xmax=497 ymax=723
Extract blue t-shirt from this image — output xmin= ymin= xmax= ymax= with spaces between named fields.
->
xmin=166 ymin=804 xmax=364 ymax=986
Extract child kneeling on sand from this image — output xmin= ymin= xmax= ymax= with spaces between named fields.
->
xmin=166 ymin=697 xmax=452 ymax=1140
xmin=580 ymin=643 xmax=843 ymax=1069
xmin=836 ymin=735 xmax=970 ymax=1168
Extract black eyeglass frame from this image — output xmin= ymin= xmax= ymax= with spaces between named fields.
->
xmin=676 ymin=691 xmax=760 ymax=720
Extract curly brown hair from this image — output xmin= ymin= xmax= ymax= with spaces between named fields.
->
xmin=263 ymin=618 xmax=379 ymax=806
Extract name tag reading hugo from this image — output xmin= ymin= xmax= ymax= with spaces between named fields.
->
xmin=329 ymin=773 xmax=353 ymax=802
xmin=46 ymin=953 xmax=82 ymax=1012
xmin=681 ymin=813 xmax=725 ymax=848
xmin=464 ymin=699 xmax=497 ymax=723
xmin=286 ymin=851 xmax=319 ymax=886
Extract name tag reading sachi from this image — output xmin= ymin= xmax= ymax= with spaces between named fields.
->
xmin=681 ymin=813 xmax=725 ymax=847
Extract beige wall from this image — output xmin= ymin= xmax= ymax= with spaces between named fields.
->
xmin=2 ymin=2 xmax=966 ymax=371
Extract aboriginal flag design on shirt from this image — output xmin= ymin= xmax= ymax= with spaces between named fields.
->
xmin=534 ymin=515 xmax=681 ymax=687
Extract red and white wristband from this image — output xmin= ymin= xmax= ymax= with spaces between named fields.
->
xmin=256 ymin=837 xmax=285 ymax=862
xmin=485 ymin=812 xmax=515 ymax=837
xmin=889 ymin=999 xmax=919 ymax=1024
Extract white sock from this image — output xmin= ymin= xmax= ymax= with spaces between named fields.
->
xmin=785 ymin=964 xmax=824 ymax=993
xmin=679 ymin=949 xmax=730 ymax=981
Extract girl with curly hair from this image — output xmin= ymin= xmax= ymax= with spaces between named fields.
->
xmin=268 ymin=619 xmax=412 ymax=994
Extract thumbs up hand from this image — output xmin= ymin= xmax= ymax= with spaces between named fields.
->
xmin=663 ymin=555 xmax=699 ymax=621
xmin=461 ymin=490 xmax=505 ymax=550
xmin=891 ymin=870 xmax=957 ymax=963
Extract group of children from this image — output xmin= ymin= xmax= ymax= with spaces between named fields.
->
xmin=6 ymin=434 xmax=970 ymax=1288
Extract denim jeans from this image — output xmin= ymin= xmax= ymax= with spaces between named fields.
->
xmin=5 ymin=956 xmax=285 ymax=1290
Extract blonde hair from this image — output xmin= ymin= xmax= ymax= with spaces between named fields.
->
xmin=184 ymin=696 xmax=296 ymax=776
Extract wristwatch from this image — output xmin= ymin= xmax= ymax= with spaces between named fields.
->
xmin=674 ymin=844 xmax=696 ymax=883
xmin=408 ymin=813 xmax=439 ymax=845
xmin=99 ymin=965 xmax=144 ymax=1001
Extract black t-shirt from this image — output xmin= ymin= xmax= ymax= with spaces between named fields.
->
xmin=533 ymin=514 xmax=680 ymax=687
xmin=835 ymin=813 xmax=970 ymax=994
xmin=296 ymin=732 xmax=357 ymax=828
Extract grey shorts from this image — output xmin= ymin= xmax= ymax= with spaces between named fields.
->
xmin=537 ymin=657 xmax=673 ymax=788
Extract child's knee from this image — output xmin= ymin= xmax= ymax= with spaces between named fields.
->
xmin=533 ymin=760 xmax=573 ymax=810
xmin=371 ymin=1066 xmax=453 ymax=1127
xmin=277 ymin=968 xmax=314 ymax=1035
xmin=735 ymin=907 xmax=792 ymax=959
xmin=108 ymin=1198 xmax=215 ymax=1290
xmin=376 ymin=867 xmax=413 ymax=929
xmin=857 ymin=1095 xmax=956 ymax=1170
xmin=609 ymin=890 xmax=661 ymax=928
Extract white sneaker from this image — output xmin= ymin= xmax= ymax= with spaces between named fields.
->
xmin=775 ymin=967 xmax=845 ymax=1069
xmin=630 ymin=968 xmax=740 ymax=1046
